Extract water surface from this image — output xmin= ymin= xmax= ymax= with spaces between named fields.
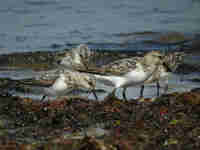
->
xmin=0 ymin=0 xmax=200 ymax=53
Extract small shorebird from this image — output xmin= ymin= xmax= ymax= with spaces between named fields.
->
xmin=41 ymin=70 xmax=98 ymax=101
xmin=163 ymin=51 xmax=184 ymax=73
xmin=58 ymin=44 xmax=94 ymax=70
xmin=148 ymin=51 xmax=184 ymax=95
xmin=57 ymin=45 xmax=183 ymax=99
xmin=89 ymin=51 xmax=166 ymax=100
xmin=140 ymin=63 xmax=170 ymax=97
xmin=83 ymin=51 xmax=183 ymax=99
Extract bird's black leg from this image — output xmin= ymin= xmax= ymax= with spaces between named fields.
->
xmin=41 ymin=95 xmax=46 ymax=102
xmin=163 ymin=82 xmax=168 ymax=94
xmin=122 ymin=87 xmax=128 ymax=101
xmin=111 ymin=88 xmax=116 ymax=97
xmin=92 ymin=90 xmax=98 ymax=101
xmin=156 ymin=81 xmax=160 ymax=96
xmin=180 ymin=74 xmax=184 ymax=82
xmin=164 ymin=84 xmax=168 ymax=94
xmin=107 ymin=88 xmax=117 ymax=99
xmin=140 ymin=85 xmax=144 ymax=98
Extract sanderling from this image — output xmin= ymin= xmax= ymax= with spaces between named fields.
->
xmin=84 ymin=51 xmax=183 ymax=98
xmin=140 ymin=62 xmax=171 ymax=97
xmin=164 ymin=51 xmax=185 ymax=72
xmin=57 ymin=44 xmax=183 ymax=99
xmin=149 ymin=51 xmax=185 ymax=95
xmin=57 ymin=44 xmax=133 ymax=71
xmin=91 ymin=51 xmax=165 ymax=100
xmin=41 ymin=70 xmax=98 ymax=101
xmin=58 ymin=44 xmax=94 ymax=70
xmin=138 ymin=51 xmax=184 ymax=97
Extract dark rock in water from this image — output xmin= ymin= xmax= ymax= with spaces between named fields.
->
xmin=191 ymin=88 xmax=200 ymax=93
xmin=188 ymin=79 xmax=200 ymax=83
xmin=114 ymin=31 xmax=160 ymax=37
xmin=50 ymin=43 xmax=63 ymax=49
xmin=0 ymin=51 xmax=60 ymax=70
xmin=175 ymin=63 xmax=200 ymax=74
xmin=155 ymin=32 xmax=192 ymax=44
xmin=141 ymin=32 xmax=193 ymax=47
xmin=189 ymin=34 xmax=200 ymax=51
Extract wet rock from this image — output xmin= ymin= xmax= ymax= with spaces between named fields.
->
xmin=189 ymin=35 xmax=200 ymax=51
xmin=191 ymin=88 xmax=200 ymax=93
xmin=0 ymin=51 xmax=59 ymax=71
xmin=155 ymin=32 xmax=192 ymax=44
xmin=50 ymin=43 xmax=63 ymax=49
xmin=175 ymin=63 xmax=200 ymax=74
xmin=177 ymin=92 xmax=200 ymax=105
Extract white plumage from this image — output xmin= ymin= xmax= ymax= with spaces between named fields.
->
xmin=42 ymin=70 xmax=98 ymax=100
xmin=92 ymin=51 xmax=165 ymax=100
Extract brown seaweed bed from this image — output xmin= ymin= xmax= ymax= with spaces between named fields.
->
xmin=1 ymin=90 xmax=200 ymax=149
xmin=0 ymin=49 xmax=200 ymax=149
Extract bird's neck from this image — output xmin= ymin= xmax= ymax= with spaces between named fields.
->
xmin=73 ymin=52 xmax=82 ymax=64
xmin=142 ymin=62 xmax=160 ymax=78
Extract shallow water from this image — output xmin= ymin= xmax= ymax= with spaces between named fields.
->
xmin=0 ymin=69 xmax=39 ymax=80
xmin=0 ymin=0 xmax=200 ymax=53
xmin=5 ymin=70 xmax=200 ymax=101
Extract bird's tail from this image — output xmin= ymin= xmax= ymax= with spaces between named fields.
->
xmin=94 ymin=74 xmax=122 ymax=87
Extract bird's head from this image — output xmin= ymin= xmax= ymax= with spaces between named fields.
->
xmin=143 ymin=51 xmax=165 ymax=65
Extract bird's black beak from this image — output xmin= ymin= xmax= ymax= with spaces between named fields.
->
xmin=163 ymin=62 xmax=172 ymax=72
xmin=57 ymin=59 xmax=62 ymax=64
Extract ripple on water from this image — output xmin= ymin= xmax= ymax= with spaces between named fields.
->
xmin=0 ymin=0 xmax=200 ymax=52
xmin=0 ymin=69 xmax=39 ymax=80
xmin=24 ymin=0 xmax=59 ymax=6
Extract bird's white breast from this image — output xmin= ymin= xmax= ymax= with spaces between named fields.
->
xmin=52 ymin=77 xmax=67 ymax=91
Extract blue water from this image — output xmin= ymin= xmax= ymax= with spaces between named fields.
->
xmin=0 ymin=0 xmax=200 ymax=53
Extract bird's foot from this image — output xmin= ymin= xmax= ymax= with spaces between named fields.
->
xmin=40 ymin=95 xmax=46 ymax=102
xmin=105 ymin=92 xmax=117 ymax=100
xmin=122 ymin=92 xmax=128 ymax=101
xmin=137 ymin=96 xmax=145 ymax=102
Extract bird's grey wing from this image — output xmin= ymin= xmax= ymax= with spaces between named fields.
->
xmin=101 ymin=57 xmax=139 ymax=76
xmin=76 ymin=57 xmax=140 ymax=76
